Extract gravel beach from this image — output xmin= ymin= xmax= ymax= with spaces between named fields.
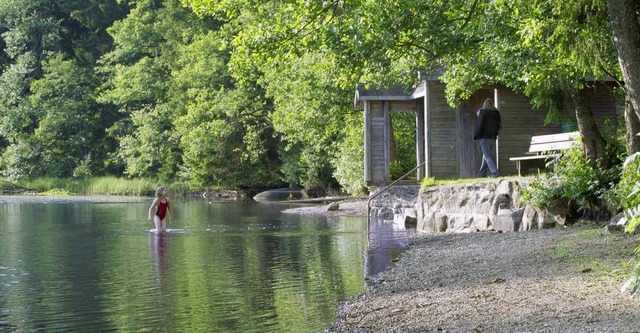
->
xmin=285 ymin=199 xmax=640 ymax=333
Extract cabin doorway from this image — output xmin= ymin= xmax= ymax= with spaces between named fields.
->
xmin=389 ymin=110 xmax=417 ymax=181
xmin=458 ymin=89 xmax=494 ymax=178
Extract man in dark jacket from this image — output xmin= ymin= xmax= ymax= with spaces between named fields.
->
xmin=474 ymin=98 xmax=502 ymax=178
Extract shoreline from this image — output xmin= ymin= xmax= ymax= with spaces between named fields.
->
xmin=284 ymin=199 xmax=640 ymax=332
xmin=281 ymin=197 xmax=369 ymax=217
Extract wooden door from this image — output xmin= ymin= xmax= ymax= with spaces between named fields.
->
xmin=458 ymin=89 xmax=494 ymax=178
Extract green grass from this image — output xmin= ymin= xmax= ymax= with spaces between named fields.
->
xmin=419 ymin=175 xmax=523 ymax=187
xmin=0 ymin=176 xmax=194 ymax=196
xmin=551 ymin=227 xmax=635 ymax=277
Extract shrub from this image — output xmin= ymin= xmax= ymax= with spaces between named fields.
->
xmin=520 ymin=141 xmax=622 ymax=220
xmin=611 ymin=153 xmax=640 ymax=299
xmin=611 ymin=152 xmax=640 ymax=232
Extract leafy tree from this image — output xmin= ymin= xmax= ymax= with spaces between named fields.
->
xmin=390 ymin=111 xmax=417 ymax=178
xmin=440 ymin=0 xmax=619 ymax=167
xmin=332 ymin=111 xmax=366 ymax=195
xmin=0 ymin=0 xmax=66 ymax=179
xmin=606 ymin=0 xmax=640 ymax=154
xmin=172 ymin=31 xmax=279 ymax=188
xmin=184 ymin=1 xmax=371 ymax=192
xmin=259 ymin=52 xmax=354 ymax=190
xmin=0 ymin=0 xmax=127 ymax=179
xmin=607 ymin=0 xmax=640 ymax=121
xmin=28 ymin=54 xmax=105 ymax=177
xmin=101 ymin=0 xmax=279 ymax=187
xmin=99 ymin=0 xmax=206 ymax=180
xmin=0 ymin=32 xmax=8 ymax=69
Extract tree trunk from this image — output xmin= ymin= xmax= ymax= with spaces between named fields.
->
xmin=607 ymin=0 xmax=640 ymax=121
xmin=625 ymin=94 xmax=640 ymax=154
xmin=570 ymin=88 xmax=607 ymax=168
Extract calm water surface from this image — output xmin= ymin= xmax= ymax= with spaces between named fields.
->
xmin=0 ymin=196 xmax=409 ymax=332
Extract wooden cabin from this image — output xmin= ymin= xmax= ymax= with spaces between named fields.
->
xmin=355 ymin=79 xmax=619 ymax=186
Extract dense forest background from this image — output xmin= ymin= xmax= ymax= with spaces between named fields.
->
xmin=1 ymin=0 xmax=639 ymax=196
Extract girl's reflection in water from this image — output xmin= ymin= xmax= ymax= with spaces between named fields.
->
xmin=149 ymin=232 xmax=170 ymax=292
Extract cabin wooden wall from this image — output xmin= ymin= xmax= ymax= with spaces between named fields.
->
xmin=592 ymin=85 xmax=624 ymax=131
xmin=427 ymin=81 xmax=458 ymax=179
xmin=389 ymin=100 xmax=416 ymax=113
xmin=459 ymin=89 xmax=494 ymax=178
xmin=584 ymin=84 xmax=620 ymax=129
xmin=367 ymin=99 xmax=418 ymax=185
xmin=368 ymin=101 xmax=388 ymax=184
xmin=499 ymin=84 xmax=618 ymax=176
xmin=361 ymin=81 xmax=619 ymax=185
xmin=498 ymin=89 xmax=553 ymax=175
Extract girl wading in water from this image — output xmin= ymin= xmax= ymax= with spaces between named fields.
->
xmin=148 ymin=186 xmax=172 ymax=233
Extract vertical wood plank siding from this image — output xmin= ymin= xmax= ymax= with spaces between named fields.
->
xmin=428 ymin=81 xmax=458 ymax=179
xmin=389 ymin=100 xmax=416 ymax=113
xmin=498 ymin=85 xmax=617 ymax=176
xmin=369 ymin=101 xmax=387 ymax=183
xmin=363 ymin=101 xmax=371 ymax=183
xmin=498 ymin=89 xmax=553 ymax=175
xmin=588 ymin=84 xmax=619 ymax=129
xmin=416 ymin=100 xmax=425 ymax=179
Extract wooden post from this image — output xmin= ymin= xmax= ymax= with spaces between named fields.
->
xmin=494 ymin=88 xmax=500 ymax=171
xmin=424 ymin=82 xmax=431 ymax=178
xmin=416 ymin=101 xmax=425 ymax=180
xmin=364 ymin=100 xmax=371 ymax=184
xmin=383 ymin=101 xmax=390 ymax=182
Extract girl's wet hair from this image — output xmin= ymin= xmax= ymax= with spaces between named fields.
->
xmin=155 ymin=186 xmax=166 ymax=198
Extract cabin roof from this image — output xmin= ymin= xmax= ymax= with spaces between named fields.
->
xmin=354 ymin=79 xmax=434 ymax=106
xmin=354 ymin=84 xmax=412 ymax=101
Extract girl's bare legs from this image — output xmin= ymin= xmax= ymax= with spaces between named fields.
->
xmin=160 ymin=219 xmax=167 ymax=232
xmin=154 ymin=215 xmax=163 ymax=233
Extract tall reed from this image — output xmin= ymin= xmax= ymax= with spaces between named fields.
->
xmin=0 ymin=177 xmax=193 ymax=196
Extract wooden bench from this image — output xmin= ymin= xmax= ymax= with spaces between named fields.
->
xmin=509 ymin=131 xmax=580 ymax=176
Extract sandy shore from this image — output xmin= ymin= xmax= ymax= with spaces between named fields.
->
xmin=285 ymin=199 xmax=640 ymax=333
xmin=281 ymin=197 xmax=370 ymax=217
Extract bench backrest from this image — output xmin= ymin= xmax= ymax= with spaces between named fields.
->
xmin=528 ymin=131 xmax=580 ymax=154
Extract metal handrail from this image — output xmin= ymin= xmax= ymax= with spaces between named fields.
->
xmin=367 ymin=161 xmax=427 ymax=238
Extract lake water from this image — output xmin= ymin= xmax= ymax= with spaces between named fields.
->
xmin=0 ymin=196 xmax=409 ymax=332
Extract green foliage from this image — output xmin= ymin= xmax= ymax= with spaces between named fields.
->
xmin=442 ymin=0 xmax=617 ymax=110
xmin=0 ymin=0 xmax=634 ymax=198
xmin=29 ymin=54 xmax=104 ymax=177
xmin=0 ymin=139 xmax=41 ymax=180
xmin=260 ymin=51 xmax=354 ymax=190
xmin=610 ymin=154 xmax=640 ymax=300
xmin=551 ymin=147 xmax=605 ymax=207
xmin=389 ymin=161 xmax=404 ymax=181
xmin=41 ymin=188 xmax=71 ymax=196
xmin=332 ymin=114 xmax=366 ymax=196
xmin=617 ymin=152 xmax=640 ymax=208
xmin=520 ymin=140 xmax=623 ymax=214
xmin=620 ymin=253 xmax=640 ymax=300
xmin=391 ymin=111 xmax=417 ymax=178
xmin=519 ymin=175 xmax=564 ymax=208
xmin=99 ymin=0 xmax=278 ymax=188
xmin=554 ymin=244 xmax=573 ymax=260
xmin=420 ymin=176 xmax=520 ymax=188
xmin=420 ymin=177 xmax=437 ymax=187
xmin=0 ymin=0 xmax=124 ymax=180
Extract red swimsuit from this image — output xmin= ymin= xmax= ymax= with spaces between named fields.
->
xmin=156 ymin=200 xmax=169 ymax=220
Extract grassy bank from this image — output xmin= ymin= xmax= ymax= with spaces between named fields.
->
xmin=0 ymin=177 xmax=192 ymax=196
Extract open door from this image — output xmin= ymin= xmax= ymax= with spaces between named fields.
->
xmin=458 ymin=89 xmax=494 ymax=178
